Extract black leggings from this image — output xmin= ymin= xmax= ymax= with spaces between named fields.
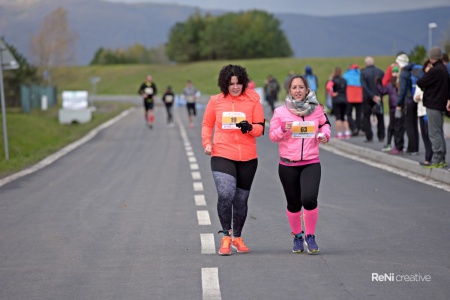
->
xmin=211 ymin=157 xmax=258 ymax=237
xmin=278 ymin=163 xmax=321 ymax=212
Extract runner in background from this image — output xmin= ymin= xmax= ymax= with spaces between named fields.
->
xmin=138 ymin=75 xmax=157 ymax=129
xmin=162 ymin=86 xmax=175 ymax=127
xmin=183 ymin=80 xmax=198 ymax=128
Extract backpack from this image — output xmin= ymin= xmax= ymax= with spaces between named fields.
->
xmin=305 ymin=74 xmax=317 ymax=92
xmin=410 ymin=64 xmax=423 ymax=96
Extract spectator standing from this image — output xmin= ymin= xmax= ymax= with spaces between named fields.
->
xmin=343 ymin=64 xmax=363 ymax=136
xmin=394 ymin=54 xmax=419 ymax=155
xmin=326 ymin=67 xmax=350 ymax=138
xmin=413 ymin=82 xmax=433 ymax=166
xmin=265 ymin=75 xmax=280 ymax=113
xmin=416 ymin=46 xmax=450 ymax=168
xmin=360 ymin=57 xmax=385 ymax=142
xmin=304 ymin=66 xmax=319 ymax=93
xmin=377 ymin=66 xmax=401 ymax=152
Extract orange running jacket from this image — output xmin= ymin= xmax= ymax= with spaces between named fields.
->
xmin=202 ymin=89 xmax=265 ymax=161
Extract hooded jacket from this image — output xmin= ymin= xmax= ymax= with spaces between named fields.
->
xmin=343 ymin=65 xmax=363 ymax=103
xmin=202 ymin=89 xmax=264 ymax=161
xmin=269 ymin=104 xmax=331 ymax=165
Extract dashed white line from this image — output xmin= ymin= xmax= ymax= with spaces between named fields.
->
xmin=189 ymin=156 xmax=197 ymax=163
xmin=202 ymin=268 xmax=222 ymax=300
xmin=190 ymin=163 xmax=199 ymax=170
xmin=195 ymin=194 xmax=207 ymax=206
xmin=197 ymin=210 xmax=211 ymax=225
xmin=200 ymin=234 xmax=216 ymax=254
xmin=186 ymin=151 xmax=194 ymax=156
xmin=193 ymin=182 xmax=204 ymax=191
xmin=192 ymin=172 xmax=201 ymax=180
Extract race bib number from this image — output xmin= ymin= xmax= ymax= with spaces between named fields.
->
xmin=186 ymin=96 xmax=195 ymax=103
xmin=222 ymin=112 xmax=246 ymax=129
xmin=165 ymin=95 xmax=174 ymax=103
xmin=145 ymin=87 xmax=154 ymax=95
xmin=291 ymin=121 xmax=315 ymax=138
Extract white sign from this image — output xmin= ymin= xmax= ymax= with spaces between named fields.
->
xmin=62 ymin=91 xmax=89 ymax=110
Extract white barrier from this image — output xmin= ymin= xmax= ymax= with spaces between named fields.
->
xmin=59 ymin=91 xmax=92 ymax=124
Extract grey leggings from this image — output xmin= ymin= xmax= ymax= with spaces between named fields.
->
xmin=211 ymin=157 xmax=258 ymax=237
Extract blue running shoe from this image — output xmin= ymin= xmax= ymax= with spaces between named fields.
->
xmin=304 ymin=234 xmax=319 ymax=254
xmin=292 ymin=232 xmax=304 ymax=253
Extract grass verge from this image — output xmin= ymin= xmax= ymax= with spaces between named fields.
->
xmin=0 ymin=102 xmax=133 ymax=178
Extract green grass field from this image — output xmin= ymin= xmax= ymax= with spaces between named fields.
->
xmin=50 ymin=56 xmax=395 ymax=100
xmin=1 ymin=56 xmax=396 ymax=177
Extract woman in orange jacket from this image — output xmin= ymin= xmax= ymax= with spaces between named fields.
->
xmin=202 ymin=64 xmax=265 ymax=256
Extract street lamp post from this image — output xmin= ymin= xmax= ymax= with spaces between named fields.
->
xmin=428 ymin=22 xmax=438 ymax=51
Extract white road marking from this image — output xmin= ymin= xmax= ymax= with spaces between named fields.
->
xmin=186 ymin=151 xmax=194 ymax=156
xmin=192 ymin=172 xmax=201 ymax=180
xmin=195 ymin=194 xmax=207 ymax=206
xmin=190 ymin=163 xmax=199 ymax=170
xmin=185 ymin=146 xmax=193 ymax=151
xmin=200 ymin=234 xmax=216 ymax=254
xmin=193 ymin=182 xmax=204 ymax=191
xmin=197 ymin=210 xmax=211 ymax=225
xmin=189 ymin=156 xmax=197 ymax=163
xmin=202 ymin=268 xmax=222 ymax=300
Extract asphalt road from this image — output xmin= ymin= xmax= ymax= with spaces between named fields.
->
xmin=0 ymin=104 xmax=449 ymax=300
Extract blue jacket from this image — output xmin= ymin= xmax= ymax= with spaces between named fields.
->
xmin=396 ymin=63 xmax=414 ymax=108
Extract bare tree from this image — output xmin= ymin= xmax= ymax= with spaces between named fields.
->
xmin=30 ymin=7 xmax=77 ymax=68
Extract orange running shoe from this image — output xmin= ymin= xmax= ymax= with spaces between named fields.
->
xmin=231 ymin=237 xmax=250 ymax=253
xmin=218 ymin=236 xmax=232 ymax=256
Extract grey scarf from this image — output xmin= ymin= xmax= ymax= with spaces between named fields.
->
xmin=285 ymin=90 xmax=319 ymax=117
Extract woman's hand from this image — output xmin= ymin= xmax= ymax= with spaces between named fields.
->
xmin=282 ymin=121 xmax=293 ymax=132
xmin=204 ymin=144 xmax=212 ymax=155
xmin=317 ymin=133 xmax=327 ymax=143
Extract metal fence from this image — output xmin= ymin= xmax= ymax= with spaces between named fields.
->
xmin=20 ymin=85 xmax=57 ymax=113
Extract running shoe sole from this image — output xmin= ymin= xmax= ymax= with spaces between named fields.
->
xmin=304 ymin=241 xmax=319 ymax=254
xmin=231 ymin=245 xmax=250 ymax=253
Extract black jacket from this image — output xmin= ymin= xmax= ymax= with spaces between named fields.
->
xmin=360 ymin=65 xmax=384 ymax=102
xmin=416 ymin=60 xmax=450 ymax=111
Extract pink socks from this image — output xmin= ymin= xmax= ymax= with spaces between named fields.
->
xmin=286 ymin=209 xmax=302 ymax=235
xmin=303 ymin=207 xmax=318 ymax=236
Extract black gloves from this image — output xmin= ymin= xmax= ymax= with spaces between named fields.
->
xmin=236 ymin=120 xmax=253 ymax=134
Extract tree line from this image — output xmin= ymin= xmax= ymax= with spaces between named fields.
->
xmin=165 ymin=10 xmax=293 ymax=62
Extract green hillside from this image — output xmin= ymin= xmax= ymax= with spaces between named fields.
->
xmin=1 ymin=56 xmax=395 ymax=177
xmin=51 ymin=56 xmax=395 ymax=102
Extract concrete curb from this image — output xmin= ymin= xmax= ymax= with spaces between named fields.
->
xmin=327 ymin=139 xmax=450 ymax=185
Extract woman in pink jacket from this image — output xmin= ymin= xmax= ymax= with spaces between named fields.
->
xmin=269 ymin=75 xmax=331 ymax=254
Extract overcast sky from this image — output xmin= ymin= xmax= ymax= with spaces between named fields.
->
xmin=105 ymin=0 xmax=450 ymax=16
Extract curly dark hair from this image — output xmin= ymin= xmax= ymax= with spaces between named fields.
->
xmin=217 ymin=64 xmax=249 ymax=96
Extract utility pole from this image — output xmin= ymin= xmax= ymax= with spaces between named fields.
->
xmin=0 ymin=39 xmax=20 ymax=160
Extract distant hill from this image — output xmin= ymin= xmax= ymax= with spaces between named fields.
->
xmin=1 ymin=0 xmax=449 ymax=65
